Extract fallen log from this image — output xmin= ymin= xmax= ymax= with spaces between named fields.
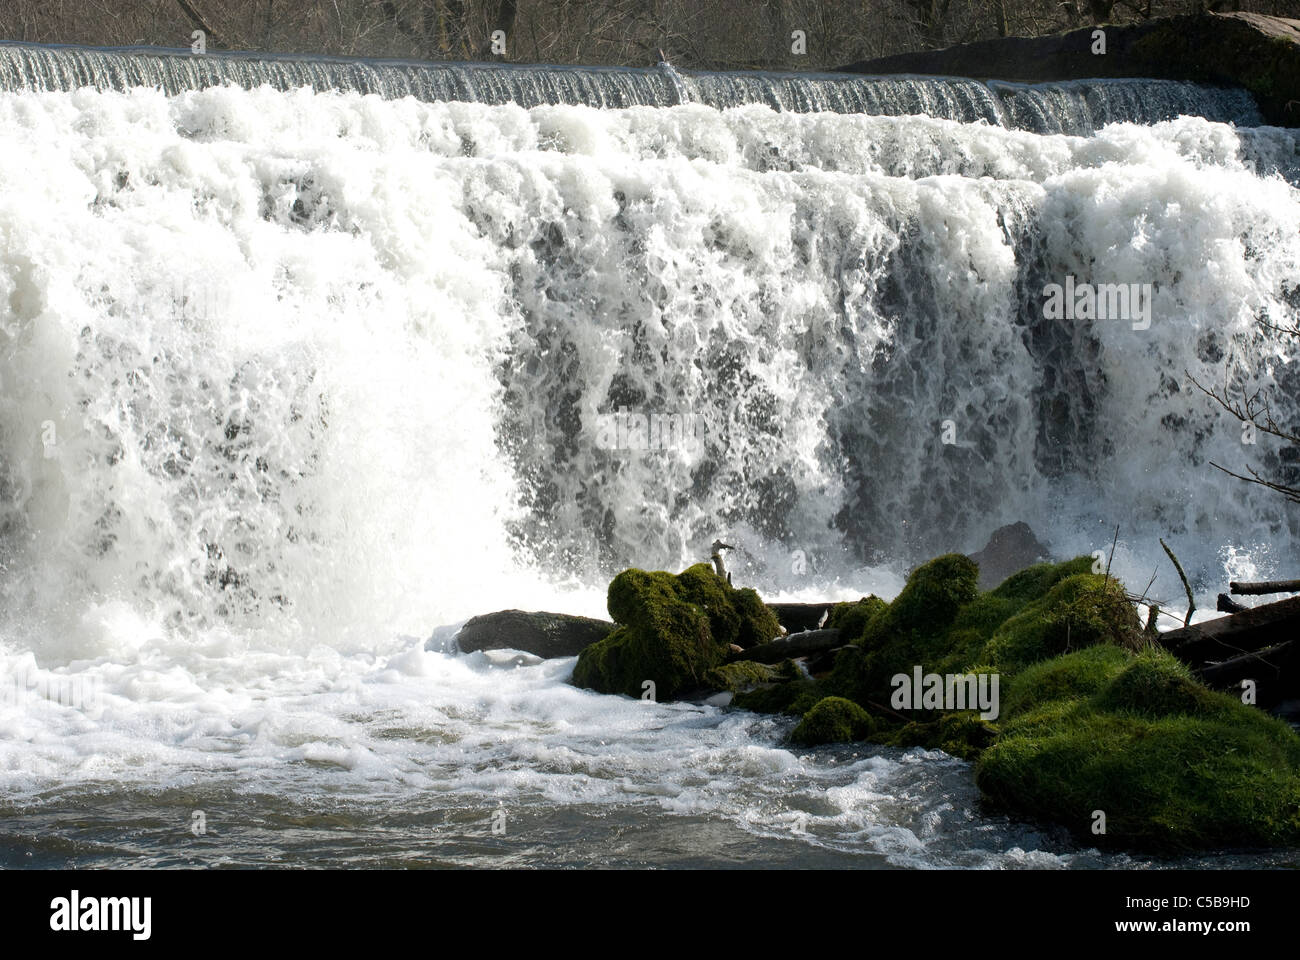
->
xmin=1160 ymin=595 xmax=1300 ymax=667
xmin=1194 ymin=640 xmax=1299 ymax=708
xmin=730 ymin=628 xmax=842 ymax=664
xmin=805 ymin=644 xmax=853 ymax=676
xmin=767 ymin=602 xmax=832 ymax=633
xmin=1229 ymin=578 xmax=1300 ymax=595
xmin=1217 ymin=593 xmax=1247 ymax=613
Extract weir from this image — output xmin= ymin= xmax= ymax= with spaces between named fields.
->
xmin=0 ymin=40 xmax=1265 ymax=135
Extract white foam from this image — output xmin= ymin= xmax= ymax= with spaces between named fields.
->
xmin=0 ymin=87 xmax=1296 ymax=866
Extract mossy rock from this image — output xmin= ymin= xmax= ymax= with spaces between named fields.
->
xmin=879 ymin=711 xmax=998 ymax=761
xmin=825 ymin=555 xmax=990 ymax=709
xmin=733 ymin=678 xmax=823 ymax=716
xmin=703 ymin=660 xmax=784 ymax=694
xmin=874 ymin=553 xmax=979 ymax=642
xmin=976 ymin=646 xmax=1300 ymax=852
xmin=1093 ymin=649 xmax=1226 ymax=719
xmin=823 ymin=557 xmax=1135 ymax=723
xmin=790 ymin=696 xmax=876 ymax=746
xmin=950 ymin=594 xmax=1019 ymax=641
xmin=988 ymin=556 xmax=1094 ymax=605
xmin=980 ymin=572 xmax=1141 ymax=673
xmin=1002 ymin=644 xmax=1131 ymax=717
xmin=742 ymin=547 xmax=1300 ymax=850
xmin=828 ymin=595 xmax=887 ymax=643
xmin=572 ymin=563 xmax=781 ymax=701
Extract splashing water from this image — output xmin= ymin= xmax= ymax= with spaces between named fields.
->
xmin=0 ymin=71 xmax=1297 ymax=867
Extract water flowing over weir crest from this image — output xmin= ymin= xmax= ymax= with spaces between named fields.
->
xmin=0 ymin=41 xmax=1266 ymax=135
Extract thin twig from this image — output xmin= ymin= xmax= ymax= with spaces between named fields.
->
xmin=1137 ymin=566 xmax=1158 ymax=604
xmin=1103 ymin=524 xmax=1119 ymax=586
xmin=1159 ymin=538 xmax=1195 ymax=628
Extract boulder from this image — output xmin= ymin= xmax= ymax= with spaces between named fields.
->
xmin=968 ymin=522 xmax=1051 ymax=592
xmin=456 ymin=609 xmax=615 ymax=659
xmin=789 ymin=696 xmax=876 ymax=746
xmin=570 ymin=563 xmax=783 ymax=701
xmin=729 ymin=549 xmax=1300 ymax=851
xmin=837 ymin=13 xmax=1300 ymax=128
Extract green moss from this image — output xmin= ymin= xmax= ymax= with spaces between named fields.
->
xmin=819 ymin=557 xmax=1135 ymax=722
xmin=951 ymin=594 xmax=1018 ymax=641
xmin=989 ymin=556 xmax=1093 ymax=604
xmin=730 ymin=586 xmax=784 ymax=648
xmin=588 ymin=548 xmax=1300 ymax=850
xmin=828 ymin=595 xmax=887 ymax=643
xmin=673 ymin=563 xmax=782 ymax=649
xmin=733 ymin=677 xmax=822 ymax=715
xmin=980 ymin=572 xmax=1141 ymax=673
xmin=879 ymin=553 xmax=979 ymax=640
xmin=704 ymin=660 xmax=783 ymax=694
xmin=1002 ymin=644 xmax=1131 ymax=717
xmin=976 ymin=692 xmax=1300 ymax=852
xmin=1093 ymin=649 xmax=1224 ymax=719
xmin=878 ymin=711 xmax=998 ymax=761
xmin=824 ymin=555 xmax=983 ymax=710
xmin=572 ymin=563 xmax=780 ymax=701
xmin=790 ymin=696 xmax=876 ymax=746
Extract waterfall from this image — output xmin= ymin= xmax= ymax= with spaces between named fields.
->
xmin=0 ymin=78 xmax=1296 ymax=665
xmin=0 ymin=47 xmax=1296 ymax=867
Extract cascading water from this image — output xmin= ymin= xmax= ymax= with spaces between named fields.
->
xmin=0 ymin=43 xmax=1298 ymax=868
xmin=0 ymin=41 xmax=1265 ymax=133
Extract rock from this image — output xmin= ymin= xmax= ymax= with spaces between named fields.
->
xmin=826 ymin=595 xmax=888 ymax=643
xmin=837 ymin=13 xmax=1300 ymax=129
xmin=977 ymin=647 xmax=1300 ymax=852
xmin=703 ymin=659 xmax=793 ymax=694
xmin=968 ymin=522 xmax=1051 ymax=592
xmin=732 ymin=677 xmax=823 ymax=715
xmin=456 ymin=609 xmax=615 ymax=659
xmin=571 ymin=563 xmax=783 ymax=701
xmin=733 ymin=547 xmax=1300 ymax=851
xmin=978 ymin=570 xmax=1143 ymax=673
xmin=881 ymin=713 xmax=998 ymax=761
xmin=789 ymin=696 xmax=876 ymax=746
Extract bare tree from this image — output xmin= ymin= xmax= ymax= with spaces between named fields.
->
xmin=1189 ymin=307 xmax=1300 ymax=506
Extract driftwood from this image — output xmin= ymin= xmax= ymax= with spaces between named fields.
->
xmin=1217 ymin=593 xmax=1247 ymax=613
xmin=1194 ymin=641 xmax=1298 ymax=708
xmin=1230 ymin=579 xmax=1300 ymax=595
xmin=767 ymin=602 xmax=832 ymax=633
xmin=1160 ymin=538 xmax=1196 ymax=627
xmin=731 ymin=628 xmax=842 ymax=664
xmin=1163 ymin=595 xmax=1300 ymax=707
xmin=1162 ymin=595 xmax=1300 ymax=666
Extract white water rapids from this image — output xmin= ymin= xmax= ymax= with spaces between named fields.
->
xmin=0 ymin=76 xmax=1297 ymax=867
